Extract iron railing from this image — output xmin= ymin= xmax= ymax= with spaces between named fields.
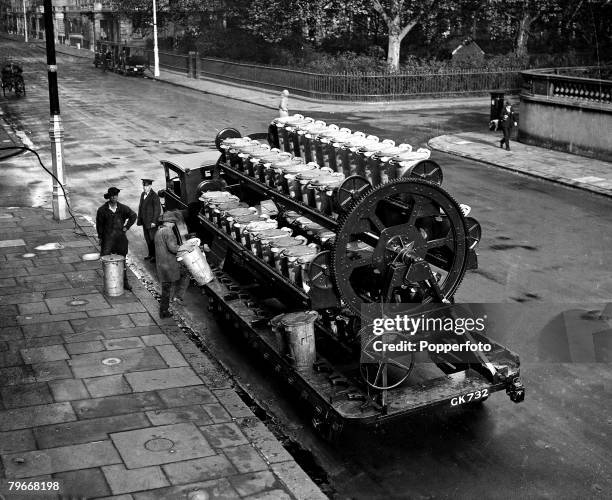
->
xmin=149 ymin=50 xmax=524 ymax=100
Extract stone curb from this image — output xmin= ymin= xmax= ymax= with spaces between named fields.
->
xmin=428 ymin=137 xmax=612 ymax=200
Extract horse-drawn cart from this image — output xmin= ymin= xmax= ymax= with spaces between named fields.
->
xmin=1 ymin=61 xmax=25 ymax=97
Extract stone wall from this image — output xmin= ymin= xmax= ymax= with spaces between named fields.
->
xmin=519 ymin=69 xmax=612 ymax=161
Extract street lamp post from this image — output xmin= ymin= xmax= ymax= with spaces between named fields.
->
xmin=91 ymin=2 xmax=101 ymax=52
xmin=152 ymin=0 xmax=159 ymax=76
xmin=43 ymin=0 xmax=69 ymax=220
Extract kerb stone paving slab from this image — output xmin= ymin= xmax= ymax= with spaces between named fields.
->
xmin=146 ymin=405 xmax=213 ymax=427
xmin=47 ymin=378 xmax=89 ymax=401
xmin=83 ymin=374 xmax=133 ymax=398
xmin=70 ymin=314 xmax=135 ymax=333
xmin=102 ymin=464 xmax=170 ymax=495
xmin=222 ymin=445 xmax=268 ymax=474
xmin=69 ymin=347 xmax=167 ymax=378
xmin=132 ymin=478 xmax=240 ymax=500
xmin=72 ymin=392 xmax=166 ymax=420
xmin=34 ymin=413 xmax=150 ymax=449
xmin=44 ymin=293 xmax=110 ymax=314
xmin=124 ymin=367 xmax=202 ymax=392
xmin=162 ymin=455 xmax=237 ymax=486
xmin=199 ymin=423 xmax=249 ymax=449
xmin=20 ymin=344 xmax=69 ymax=364
xmin=0 ymin=382 xmax=54 ymax=408
xmin=2 ymin=440 xmax=121 ymax=478
xmin=110 ymin=422 xmax=215 ymax=468
xmin=271 ymin=461 xmax=329 ymax=500
xmin=0 ymin=401 xmax=76 ymax=431
xmin=54 ymin=467 xmax=112 ymax=498
xmin=0 ymin=429 xmax=37 ymax=454
xmin=156 ymin=386 xmax=217 ymax=407
xmin=228 ymin=470 xmax=278 ymax=497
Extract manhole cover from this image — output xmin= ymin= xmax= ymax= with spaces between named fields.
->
xmin=67 ymin=299 xmax=89 ymax=306
xmin=101 ymin=357 xmax=121 ymax=366
xmin=82 ymin=252 xmax=100 ymax=261
xmin=144 ymin=438 xmax=175 ymax=452
xmin=21 ymin=253 xmax=36 ymax=258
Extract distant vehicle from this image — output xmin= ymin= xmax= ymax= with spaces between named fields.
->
xmin=94 ymin=41 xmax=149 ymax=76
xmin=1 ymin=62 xmax=25 ymax=97
xmin=119 ymin=55 xmax=147 ymax=77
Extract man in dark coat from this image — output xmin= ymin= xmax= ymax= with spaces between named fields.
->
xmin=499 ymin=101 xmax=518 ymax=151
xmin=137 ymin=179 xmax=161 ymax=262
xmin=155 ymin=211 xmax=181 ymax=318
xmin=96 ymin=187 xmax=137 ymax=290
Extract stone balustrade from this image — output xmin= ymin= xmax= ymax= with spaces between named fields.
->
xmin=519 ymin=67 xmax=612 ymax=161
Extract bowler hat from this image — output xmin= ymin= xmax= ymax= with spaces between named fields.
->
xmin=103 ymin=187 xmax=120 ymax=199
xmin=141 ymin=179 xmax=154 ymax=185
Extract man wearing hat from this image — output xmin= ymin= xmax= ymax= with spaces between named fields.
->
xmin=499 ymin=101 xmax=518 ymax=151
xmin=96 ymin=187 xmax=137 ymax=290
xmin=154 ymin=211 xmax=182 ymax=318
xmin=137 ymin=179 xmax=161 ymax=262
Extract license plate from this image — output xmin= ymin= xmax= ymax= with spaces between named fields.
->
xmin=450 ymin=388 xmax=488 ymax=406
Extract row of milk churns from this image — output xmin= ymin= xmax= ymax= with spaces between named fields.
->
xmin=220 ymin=136 xmax=346 ymax=217
xmin=199 ymin=191 xmax=322 ymax=290
xmin=268 ymin=114 xmax=432 ymax=185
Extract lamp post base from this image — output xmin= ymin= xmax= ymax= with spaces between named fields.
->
xmin=49 ymin=115 xmax=69 ymax=221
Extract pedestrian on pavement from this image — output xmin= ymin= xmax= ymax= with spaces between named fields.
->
xmin=499 ymin=101 xmax=518 ymax=151
xmin=154 ymin=211 xmax=182 ymax=318
xmin=96 ymin=187 xmax=137 ymax=291
xmin=137 ymin=178 xmax=161 ymax=262
xmin=279 ymin=89 xmax=289 ymax=118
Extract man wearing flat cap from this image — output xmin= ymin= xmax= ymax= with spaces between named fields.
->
xmin=96 ymin=187 xmax=137 ymax=290
xmin=137 ymin=179 xmax=161 ymax=262
xmin=154 ymin=211 xmax=182 ymax=318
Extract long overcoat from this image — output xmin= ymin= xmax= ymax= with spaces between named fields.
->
xmin=137 ymin=190 xmax=161 ymax=227
xmin=154 ymin=225 xmax=180 ymax=282
xmin=96 ymin=202 xmax=137 ymax=256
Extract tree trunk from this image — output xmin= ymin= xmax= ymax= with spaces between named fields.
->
xmin=387 ymin=31 xmax=401 ymax=72
xmin=515 ymin=11 xmax=532 ymax=57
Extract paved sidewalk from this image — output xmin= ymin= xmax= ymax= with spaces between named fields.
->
xmin=0 ymin=207 xmax=326 ymax=499
xmin=428 ymin=132 xmax=612 ymax=198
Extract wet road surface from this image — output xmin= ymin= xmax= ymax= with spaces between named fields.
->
xmin=1 ymin=40 xmax=611 ymax=499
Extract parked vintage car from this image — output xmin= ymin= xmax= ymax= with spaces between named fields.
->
xmin=119 ymin=55 xmax=147 ymax=76
xmin=94 ymin=41 xmax=148 ymax=76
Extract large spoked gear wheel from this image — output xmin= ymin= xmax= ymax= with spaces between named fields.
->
xmin=331 ymin=178 xmax=469 ymax=320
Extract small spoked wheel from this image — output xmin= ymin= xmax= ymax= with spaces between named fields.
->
xmin=360 ymin=330 xmax=415 ymax=390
